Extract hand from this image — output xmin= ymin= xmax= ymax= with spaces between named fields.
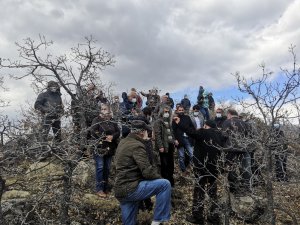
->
xmin=174 ymin=140 xmax=179 ymax=146
xmin=159 ymin=147 xmax=164 ymax=153
xmin=105 ymin=135 xmax=113 ymax=142
xmin=173 ymin=116 xmax=180 ymax=124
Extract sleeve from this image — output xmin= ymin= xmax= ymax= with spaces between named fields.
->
xmin=112 ymin=122 xmax=121 ymax=140
xmin=177 ymin=120 xmax=201 ymax=140
xmin=154 ymin=121 xmax=164 ymax=149
xmin=34 ymin=93 xmax=47 ymax=113
xmin=90 ymin=118 xmax=100 ymax=140
xmin=133 ymin=145 xmax=161 ymax=179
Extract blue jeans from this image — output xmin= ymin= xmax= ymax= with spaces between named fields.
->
xmin=200 ymin=107 xmax=210 ymax=120
xmin=178 ymin=137 xmax=193 ymax=172
xmin=119 ymin=179 xmax=171 ymax=225
xmin=94 ymin=154 xmax=112 ymax=192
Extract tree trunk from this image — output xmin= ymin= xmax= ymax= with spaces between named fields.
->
xmin=265 ymin=147 xmax=276 ymax=225
xmin=60 ymin=161 xmax=74 ymax=225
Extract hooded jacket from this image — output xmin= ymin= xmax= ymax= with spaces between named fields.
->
xmin=114 ymin=133 xmax=161 ymax=199
xmin=34 ymin=85 xmax=63 ymax=118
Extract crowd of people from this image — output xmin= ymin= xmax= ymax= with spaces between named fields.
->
xmin=34 ymin=81 xmax=289 ymax=225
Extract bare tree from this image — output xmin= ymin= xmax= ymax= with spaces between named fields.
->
xmin=0 ymin=36 xmax=116 ymax=224
xmin=233 ymin=45 xmax=300 ymax=224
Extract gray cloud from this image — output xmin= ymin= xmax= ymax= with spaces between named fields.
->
xmin=1 ymin=0 xmax=300 ymax=111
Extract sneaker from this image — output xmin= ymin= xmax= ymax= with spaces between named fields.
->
xmin=186 ymin=215 xmax=204 ymax=224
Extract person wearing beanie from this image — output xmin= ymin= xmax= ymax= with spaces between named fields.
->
xmin=115 ymin=120 xmax=171 ymax=225
xmin=34 ymin=80 xmax=64 ymax=143
xmin=173 ymin=117 xmax=226 ymax=225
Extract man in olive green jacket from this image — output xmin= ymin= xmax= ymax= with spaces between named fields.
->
xmin=114 ymin=120 xmax=171 ymax=225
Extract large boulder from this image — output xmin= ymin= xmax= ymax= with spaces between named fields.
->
xmin=26 ymin=161 xmax=64 ymax=179
xmin=72 ymin=160 xmax=94 ymax=188
xmin=2 ymin=190 xmax=31 ymax=200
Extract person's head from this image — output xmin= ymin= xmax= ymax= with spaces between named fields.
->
xmin=47 ymin=81 xmax=59 ymax=92
xmin=121 ymin=92 xmax=128 ymax=100
xmin=166 ymin=92 xmax=170 ymax=97
xmin=192 ymin=105 xmax=201 ymax=116
xmin=215 ymin=108 xmax=224 ymax=118
xmin=184 ymin=94 xmax=188 ymax=99
xmin=113 ymin=96 xmax=120 ymax=103
xmin=177 ymin=106 xmax=185 ymax=116
xmin=161 ymin=95 xmax=168 ymax=103
xmin=159 ymin=106 xmax=171 ymax=119
xmin=226 ymin=109 xmax=239 ymax=119
xmin=99 ymin=103 xmax=112 ymax=120
xmin=142 ymin=107 xmax=152 ymax=117
xmin=87 ymin=83 xmax=96 ymax=91
xmin=130 ymin=120 xmax=151 ymax=139
xmin=175 ymin=103 xmax=181 ymax=110
xmin=128 ymin=91 xmax=137 ymax=103
xmin=98 ymin=90 xmax=104 ymax=98
xmin=204 ymin=120 xmax=217 ymax=129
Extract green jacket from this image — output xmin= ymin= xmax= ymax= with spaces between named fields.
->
xmin=153 ymin=118 xmax=175 ymax=153
xmin=114 ymin=133 xmax=161 ymax=199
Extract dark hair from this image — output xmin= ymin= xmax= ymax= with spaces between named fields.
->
xmin=205 ymin=120 xmax=217 ymax=128
xmin=193 ymin=104 xmax=200 ymax=110
xmin=227 ymin=109 xmax=238 ymax=116
xmin=142 ymin=107 xmax=152 ymax=116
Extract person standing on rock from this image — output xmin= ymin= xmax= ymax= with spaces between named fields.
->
xmin=90 ymin=103 xmax=120 ymax=198
xmin=34 ymin=81 xmax=64 ymax=143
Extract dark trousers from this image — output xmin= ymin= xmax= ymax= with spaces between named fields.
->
xmin=192 ymin=171 xmax=218 ymax=220
xmin=159 ymin=144 xmax=175 ymax=187
xmin=41 ymin=116 xmax=61 ymax=142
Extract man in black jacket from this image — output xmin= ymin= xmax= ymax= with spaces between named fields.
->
xmin=174 ymin=118 xmax=225 ymax=225
xmin=222 ymin=109 xmax=252 ymax=194
xmin=34 ymin=81 xmax=64 ymax=143
xmin=172 ymin=105 xmax=195 ymax=174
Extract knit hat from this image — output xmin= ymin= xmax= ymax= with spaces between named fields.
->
xmin=130 ymin=120 xmax=152 ymax=132
xmin=205 ymin=120 xmax=217 ymax=128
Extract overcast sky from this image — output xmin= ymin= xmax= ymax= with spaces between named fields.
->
xmin=1 ymin=0 xmax=300 ymax=116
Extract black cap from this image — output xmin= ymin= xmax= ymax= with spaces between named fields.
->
xmin=205 ymin=120 xmax=217 ymax=128
xmin=130 ymin=120 xmax=152 ymax=132
xmin=166 ymin=92 xmax=169 ymax=96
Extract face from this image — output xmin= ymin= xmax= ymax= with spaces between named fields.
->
xmin=227 ymin=113 xmax=232 ymax=119
xmin=49 ymin=86 xmax=58 ymax=92
xmin=177 ymin=107 xmax=184 ymax=114
xmin=161 ymin=96 xmax=168 ymax=103
xmin=100 ymin=105 xmax=111 ymax=119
